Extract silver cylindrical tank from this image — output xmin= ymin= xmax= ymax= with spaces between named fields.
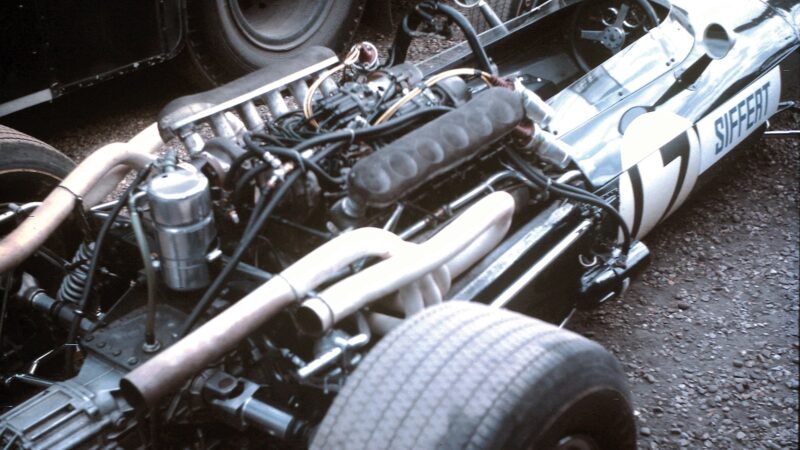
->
xmin=147 ymin=168 xmax=216 ymax=291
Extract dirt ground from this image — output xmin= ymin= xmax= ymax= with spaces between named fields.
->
xmin=3 ymin=10 xmax=798 ymax=450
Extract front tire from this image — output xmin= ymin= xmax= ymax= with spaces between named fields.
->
xmin=185 ymin=0 xmax=366 ymax=86
xmin=312 ymin=302 xmax=636 ymax=450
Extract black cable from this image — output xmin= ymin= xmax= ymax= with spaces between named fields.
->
xmin=179 ymin=171 xmax=302 ymax=337
xmin=423 ymin=2 xmax=495 ymax=74
xmin=504 ymin=149 xmax=632 ymax=255
xmin=294 ymin=106 xmax=452 ymax=154
xmin=245 ymin=135 xmax=346 ymax=188
xmin=242 ymin=109 xmax=450 ymax=233
xmin=252 ymin=133 xmax=284 ymax=147
xmin=233 ymin=163 xmax=274 ymax=205
xmin=389 ymin=1 xmax=495 ymax=74
xmin=226 ymin=153 xmax=258 ymax=189
xmin=64 ymin=165 xmax=153 ymax=373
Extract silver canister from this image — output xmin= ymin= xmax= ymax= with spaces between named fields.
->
xmin=146 ymin=168 xmax=216 ymax=291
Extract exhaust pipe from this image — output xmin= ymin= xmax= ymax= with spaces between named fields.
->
xmin=297 ymin=191 xmax=515 ymax=334
xmin=0 ymin=123 xmax=163 ymax=274
xmin=121 ymin=227 xmax=410 ymax=409
xmin=121 ymin=192 xmax=515 ymax=409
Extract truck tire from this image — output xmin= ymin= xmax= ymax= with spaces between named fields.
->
xmin=185 ymin=0 xmax=366 ymax=86
xmin=311 ymin=301 xmax=636 ymax=450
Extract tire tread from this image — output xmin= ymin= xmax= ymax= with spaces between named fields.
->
xmin=312 ymin=302 xmax=633 ymax=450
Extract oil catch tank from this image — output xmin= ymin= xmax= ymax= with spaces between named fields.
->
xmin=146 ymin=167 xmax=216 ymax=291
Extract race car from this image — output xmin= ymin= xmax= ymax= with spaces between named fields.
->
xmin=0 ymin=0 xmax=797 ymax=448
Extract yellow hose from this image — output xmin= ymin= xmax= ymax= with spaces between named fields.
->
xmin=304 ymin=46 xmax=362 ymax=128
xmin=373 ymin=68 xmax=493 ymax=125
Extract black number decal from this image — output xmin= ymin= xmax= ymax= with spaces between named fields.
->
xmin=627 ymin=131 xmax=691 ymax=239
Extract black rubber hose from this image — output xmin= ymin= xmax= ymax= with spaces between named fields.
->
xmin=64 ymin=165 xmax=152 ymax=373
xmin=505 ymin=149 xmax=632 ymax=255
xmin=389 ymin=2 xmax=495 ymax=74
xmin=243 ymin=166 xmax=285 ymax=237
xmin=422 ymin=2 xmax=495 ymax=74
xmin=226 ymin=152 xmax=257 ymax=190
xmin=179 ymin=171 xmax=302 ymax=337
xmin=233 ymin=162 xmax=274 ymax=206
xmin=249 ymin=107 xmax=448 ymax=165
xmin=244 ymin=136 xmax=345 ymax=188
xmin=263 ymin=148 xmax=345 ymax=188
xmin=293 ymin=106 xmax=452 ymax=154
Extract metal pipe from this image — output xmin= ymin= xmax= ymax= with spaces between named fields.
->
xmin=238 ymin=101 xmax=264 ymax=131
xmin=320 ymin=77 xmax=339 ymax=97
xmin=290 ymin=80 xmax=310 ymax=105
xmin=128 ymin=192 xmax=158 ymax=349
xmin=298 ymin=192 xmax=516 ymax=334
xmin=368 ymin=191 xmax=515 ymax=330
xmin=0 ymin=202 xmax=41 ymax=225
xmin=490 ymin=219 xmax=592 ymax=308
xmin=296 ymin=333 xmax=369 ymax=380
xmin=89 ymin=200 xmax=119 ymax=211
xmin=122 ymin=194 xmax=516 ymax=407
xmin=85 ymin=123 xmax=163 ymax=205
xmin=0 ymin=124 xmax=162 ymax=274
xmin=382 ymin=204 xmax=405 ymax=231
xmin=4 ymin=373 xmax=54 ymax=388
xmin=477 ymin=0 xmax=508 ymax=32
xmin=399 ymin=170 xmax=528 ymax=239
xmin=121 ymin=227 xmax=410 ymax=409
xmin=240 ymin=398 xmax=297 ymax=439
xmin=263 ymin=90 xmax=289 ymax=117
xmin=763 ymin=130 xmax=800 ymax=137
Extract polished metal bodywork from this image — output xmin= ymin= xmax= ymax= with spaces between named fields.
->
xmin=554 ymin=0 xmax=799 ymax=187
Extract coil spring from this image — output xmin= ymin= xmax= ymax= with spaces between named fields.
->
xmin=57 ymin=242 xmax=95 ymax=303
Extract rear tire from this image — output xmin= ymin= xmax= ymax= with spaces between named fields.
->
xmin=0 ymin=125 xmax=78 ymax=265
xmin=185 ymin=0 xmax=366 ymax=86
xmin=0 ymin=125 xmax=74 ymax=205
xmin=311 ymin=302 xmax=636 ymax=450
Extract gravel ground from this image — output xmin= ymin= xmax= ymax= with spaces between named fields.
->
xmin=571 ymin=120 xmax=799 ymax=449
xmin=3 ymin=11 xmax=798 ymax=450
